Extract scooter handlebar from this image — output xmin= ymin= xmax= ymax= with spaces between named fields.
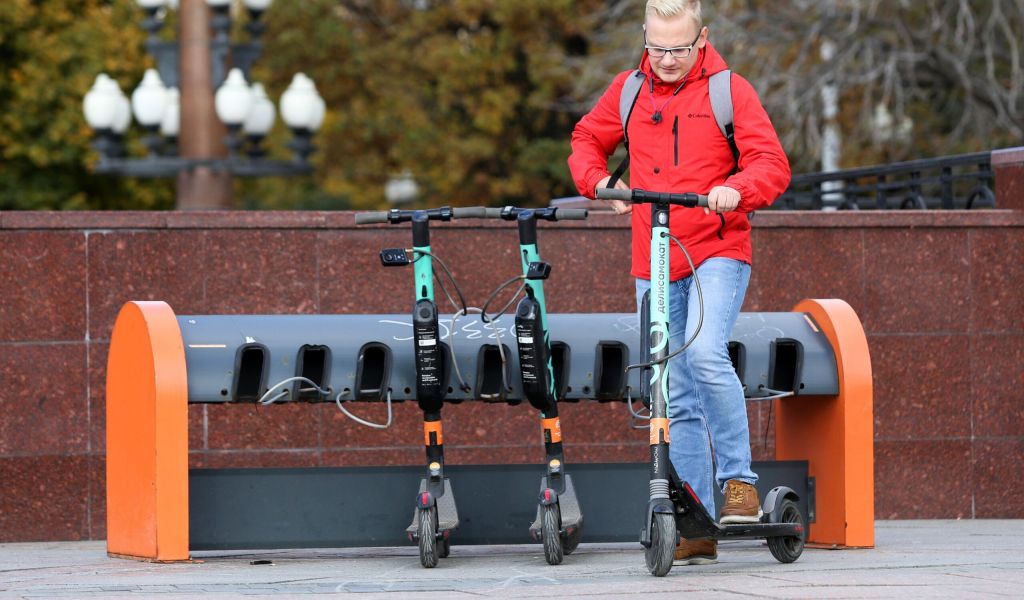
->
xmin=595 ymin=188 xmax=632 ymax=202
xmin=452 ymin=206 xmax=487 ymax=219
xmin=555 ymin=208 xmax=588 ymax=220
xmin=596 ymin=188 xmax=709 ymax=208
xmin=354 ymin=211 xmax=389 ymax=225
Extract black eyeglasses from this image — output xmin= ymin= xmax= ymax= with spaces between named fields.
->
xmin=645 ymin=29 xmax=703 ymax=59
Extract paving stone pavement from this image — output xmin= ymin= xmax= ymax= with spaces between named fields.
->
xmin=1 ymin=520 xmax=1022 ymax=599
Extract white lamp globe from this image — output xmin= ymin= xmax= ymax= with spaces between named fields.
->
xmin=160 ymin=87 xmax=180 ymax=137
xmin=280 ymin=73 xmax=317 ymax=130
xmin=243 ymin=0 xmax=273 ymax=10
xmin=243 ymin=82 xmax=276 ymax=136
xmin=215 ymin=68 xmax=254 ymax=127
xmin=308 ymin=93 xmax=326 ymax=132
xmin=112 ymin=92 xmax=132 ymax=134
xmin=136 ymin=0 xmax=168 ymax=8
xmin=83 ymin=74 xmax=121 ymax=130
xmin=206 ymin=0 xmax=231 ymax=7
xmin=131 ymin=68 xmax=168 ymax=128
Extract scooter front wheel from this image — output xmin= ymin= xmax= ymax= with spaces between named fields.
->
xmin=645 ymin=513 xmax=676 ymax=577
xmin=541 ymin=504 xmax=564 ymax=565
xmin=418 ymin=507 xmax=439 ymax=568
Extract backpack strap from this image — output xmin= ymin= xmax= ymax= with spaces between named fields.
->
xmin=619 ymin=69 xmax=646 ymax=143
xmin=608 ymin=69 xmax=646 ymax=187
xmin=708 ymin=70 xmax=751 ymax=234
xmin=708 ymin=69 xmax=739 ymax=169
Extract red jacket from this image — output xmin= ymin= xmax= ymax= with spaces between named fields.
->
xmin=568 ymin=42 xmax=791 ymax=280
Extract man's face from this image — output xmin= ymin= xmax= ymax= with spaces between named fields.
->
xmin=643 ymin=13 xmax=707 ymax=84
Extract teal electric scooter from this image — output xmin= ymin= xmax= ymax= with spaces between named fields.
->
xmin=480 ymin=205 xmax=587 ymax=564
xmin=355 ymin=206 xmax=485 ymax=568
xmin=596 ymin=187 xmax=806 ymax=577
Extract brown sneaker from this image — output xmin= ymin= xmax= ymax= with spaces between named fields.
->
xmin=674 ymin=537 xmax=718 ymax=565
xmin=720 ymin=480 xmax=764 ymax=524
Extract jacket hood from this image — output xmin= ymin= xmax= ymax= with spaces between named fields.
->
xmin=638 ymin=40 xmax=730 ymax=88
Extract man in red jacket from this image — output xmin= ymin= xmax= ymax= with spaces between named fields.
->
xmin=568 ymin=0 xmax=790 ymax=566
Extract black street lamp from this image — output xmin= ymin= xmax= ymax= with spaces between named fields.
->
xmin=82 ymin=0 xmax=323 ymax=207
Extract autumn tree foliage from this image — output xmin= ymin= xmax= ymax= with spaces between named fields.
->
xmin=2 ymin=0 xmax=1021 ymax=209
xmin=0 ymin=0 xmax=174 ymax=209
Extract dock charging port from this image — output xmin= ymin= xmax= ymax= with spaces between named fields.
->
xmin=727 ymin=341 xmax=747 ymax=395
xmin=295 ymin=345 xmax=331 ymax=401
xmin=551 ymin=341 xmax=572 ymax=402
xmin=769 ymin=338 xmax=804 ymax=395
xmin=437 ymin=342 xmax=458 ymax=404
xmin=233 ymin=344 xmax=269 ymax=403
xmin=594 ymin=341 xmax=629 ymax=401
xmin=727 ymin=341 xmax=745 ymax=380
xmin=475 ymin=344 xmax=512 ymax=403
xmin=355 ymin=342 xmax=392 ymax=401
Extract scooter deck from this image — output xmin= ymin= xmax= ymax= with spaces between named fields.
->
xmin=528 ymin=474 xmax=582 ymax=538
xmin=406 ymin=478 xmax=459 ymax=534
xmin=672 ymin=480 xmax=802 ymax=541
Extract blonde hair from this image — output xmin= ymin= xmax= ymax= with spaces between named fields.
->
xmin=645 ymin=0 xmax=702 ymax=26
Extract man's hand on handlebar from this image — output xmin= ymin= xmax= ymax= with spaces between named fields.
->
xmin=706 ymin=185 xmax=740 ymax=215
xmin=596 ymin=175 xmax=632 ymax=215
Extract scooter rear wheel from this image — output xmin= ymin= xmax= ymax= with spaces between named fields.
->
xmin=645 ymin=513 xmax=675 ymax=577
xmin=767 ymin=498 xmax=805 ymax=563
xmin=541 ymin=504 xmax=564 ymax=565
xmin=418 ymin=507 xmax=439 ymax=568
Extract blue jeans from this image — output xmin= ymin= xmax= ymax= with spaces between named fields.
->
xmin=635 ymin=257 xmax=757 ymax=516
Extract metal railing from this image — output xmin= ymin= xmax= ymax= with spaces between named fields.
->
xmin=550 ymin=150 xmax=999 ymax=211
xmin=774 ymin=151 xmax=996 ymax=210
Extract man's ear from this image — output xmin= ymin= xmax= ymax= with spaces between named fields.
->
xmin=697 ymin=26 xmax=708 ymax=47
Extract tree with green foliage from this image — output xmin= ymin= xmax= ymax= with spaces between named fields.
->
xmin=244 ymin=0 xmax=616 ymax=209
xmin=0 ymin=0 xmax=174 ymax=209
xmin=2 ymin=0 xmax=1021 ymax=210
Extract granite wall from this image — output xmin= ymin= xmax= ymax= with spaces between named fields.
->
xmin=1 ymin=152 xmax=1022 ymax=542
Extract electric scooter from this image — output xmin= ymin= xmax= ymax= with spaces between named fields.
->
xmin=596 ymin=187 xmax=806 ymax=577
xmin=355 ymin=206 xmax=485 ymax=568
xmin=482 ymin=205 xmax=587 ymax=565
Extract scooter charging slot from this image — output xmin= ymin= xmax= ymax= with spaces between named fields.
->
xmin=295 ymin=345 xmax=331 ymax=400
xmin=232 ymin=344 xmax=269 ymax=403
xmin=475 ymin=344 xmax=511 ymax=402
xmin=727 ymin=341 xmax=745 ymax=381
xmin=355 ymin=342 xmax=392 ymax=401
xmin=550 ymin=341 xmax=572 ymax=402
xmin=768 ymin=338 xmax=803 ymax=394
xmin=594 ymin=341 xmax=629 ymax=401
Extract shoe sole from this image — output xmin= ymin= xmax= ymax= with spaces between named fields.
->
xmin=673 ymin=555 xmax=718 ymax=566
xmin=719 ymin=509 xmax=764 ymax=524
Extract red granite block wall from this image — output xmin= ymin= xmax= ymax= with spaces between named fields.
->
xmin=2 ymin=171 xmax=1022 ymax=541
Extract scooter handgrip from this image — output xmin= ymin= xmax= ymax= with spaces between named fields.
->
xmin=595 ymin=188 xmax=632 ymax=201
xmin=555 ymin=208 xmax=589 ymax=220
xmin=484 ymin=208 xmax=504 ymax=219
xmin=695 ymin=194 xmax=710 ymax=208
xmin=355 ymin=211 xmax=389 ymax=225
xmin=453 ymin=206 xmax=487 ymax=219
